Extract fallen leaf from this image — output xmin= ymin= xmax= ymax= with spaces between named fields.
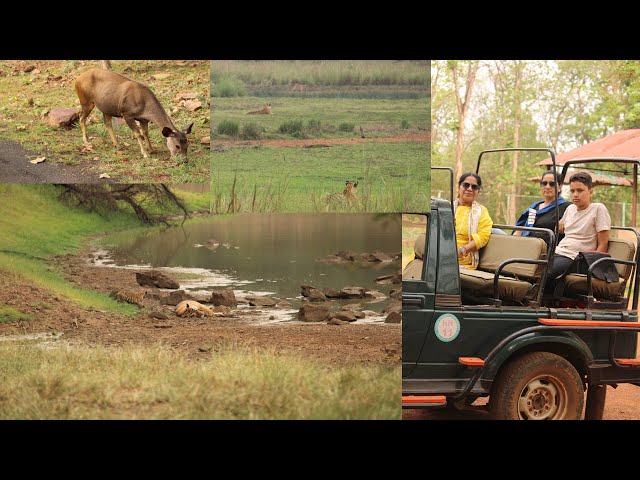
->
xmin=172 ymin=92 xmax=198 ymax=102
xmin=30 ymin=157 xmax=46 ymax=164
xmin=152 ymin=73 xmax=171 ymax=80
xmin=200 ymin=136 xmax=210 ymax=145
xmin=93 ymin=157 xmax=100 ymax=161
xmin=99 ymin=173 xmax=110 ymax=179
xmin=184 ymin=100 xmax=202 ymax=112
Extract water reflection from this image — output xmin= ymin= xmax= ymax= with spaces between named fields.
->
xmin=102 ymin=214 xmax=401 ymax=309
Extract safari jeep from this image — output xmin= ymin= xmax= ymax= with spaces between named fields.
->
xmin=402 ymin=149 xmax=640 ymax=420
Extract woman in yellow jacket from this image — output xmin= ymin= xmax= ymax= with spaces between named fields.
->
xmin=454 ymin=172 xmax=493 ymax=270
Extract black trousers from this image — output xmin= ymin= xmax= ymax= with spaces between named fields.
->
xmin=545 ymin=255 xmax=576 ymax=296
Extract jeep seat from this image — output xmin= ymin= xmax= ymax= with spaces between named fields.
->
xmin=403 ymin=233 xmax=426 ymax=281
xmin=460 ymin=234 xmax=547 ymax=303
xmin=562 ymin=237 xmax=636 ymax=299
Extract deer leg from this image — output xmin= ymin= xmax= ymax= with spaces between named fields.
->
xmin=103 ymin=113 xmax=119 ymax=148
xmin=139 ymin=120 xmax=153 ymax=153
xmin=79 ymin=102 xmax=95 ymax=145
xmin=124 ymin=117 xmax=149 ymax=158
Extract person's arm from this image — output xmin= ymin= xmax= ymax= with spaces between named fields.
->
xmin=596 ymin=230 xmax=609 ymax=253
xmin=470 ymin=207 xmax=493 ymax=250
xmin=558 ymin=218 xmax=565 ymax=234
xmin=513 ymin=229 xmax=523 ymax=236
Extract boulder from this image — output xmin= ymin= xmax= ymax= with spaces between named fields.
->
xmin=383 ymin=300 xmax=402 ymax=315
xmin=327 ymin=318 xmax=349 ymax=326
xmin=376 ymin=273 xmax=402 ymax=285
xmin=136 ymin=271 xmax=180 ymax=289
xmin=370 ymin=251 xmax=394 ymax=262
xmin=47 ymin=108 xmax=79 ymax=129
xmin=340 ymin=286 xmax=366 ymax=298
xmin=364 ymin=289 xmax=386 ymax=299
xmin=247 ymin=296 xmax=277 ymax=307
xmin=298 ymin=304 xmax=330 ymax=322
xmin=209 ymin=288 xmax=237 ymax=308
xmin=389 ymin=289 xmax=401 ymax=300
xmin=307 ymin=289 xmax=327 ymax=302
xmin=332 ymin=311 xmax=358 ymax=322
xmin=160 ymin=290 xmax=195 ymax=306
xmin=322 ymin=288 xmax=346 ymax=299
xmin=385 ymin=311 xmax=402 ymax=324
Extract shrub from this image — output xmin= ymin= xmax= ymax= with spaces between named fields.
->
xmin=214 ymin=77 xmax=247 ymax=97
xmin=400 ymin=119 xmax=410 ymax=129
xmin=240 ymin=122 xmax=262 ymax=140
xmin=338 ymin=123 xmax=355 ymax=132
xmin=278 ymin=120 xmax=304 ymax=135
xmin=217 ymin=120 xmax=239 ymax=137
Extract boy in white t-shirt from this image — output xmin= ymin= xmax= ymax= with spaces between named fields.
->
xmin=547 ymin=171 xmax=611 ymax=282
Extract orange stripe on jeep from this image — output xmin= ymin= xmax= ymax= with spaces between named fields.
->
xmin=539 ymin=318 xmax=640 ymax=328
xmin=402 ymin=395 xmax=446 ymax=404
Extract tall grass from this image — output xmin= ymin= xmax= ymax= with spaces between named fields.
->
xmin=0 ymin=342 xmax=401 ymax=419
xmin=213 ymin=76 xmax=247 ymax=97
xmin=212 ymin=60 xmax=429 ymax=87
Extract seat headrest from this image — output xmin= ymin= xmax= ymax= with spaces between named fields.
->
xmin=414 ymin=233 xmax=426 ymax=260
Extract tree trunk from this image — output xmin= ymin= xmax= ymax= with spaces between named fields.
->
xmin=450 ymin=61 xmax=480 ymax=182
xmin=509 ymin=62 xmax=523 ymax=224
xmin=101 ymin=60 xmax=112 ymax=70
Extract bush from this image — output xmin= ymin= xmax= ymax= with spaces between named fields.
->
xmin=338 ymin=123 xmax=355 ymax=132
xmin=217 ymin=120 xmax=239 ymax=137
xmin=278 ymin=120 xmax=304 ymax=135
xmin=400 ymin=119 xmax=410 ymax=129
xmin=214 ymin=77 xmax=247 ymax=97
xmin=240 ymin=122 xmax=262 ymax=140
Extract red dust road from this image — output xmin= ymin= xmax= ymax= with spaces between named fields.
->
xmin=402 ymin=384 xmax=640 ymax=420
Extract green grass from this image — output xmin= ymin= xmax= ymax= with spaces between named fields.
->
xmin=0 ymin=342 xmax=401 ymax=419
xmin=0 ymin=60 xmax=210 ymax=183
xmin=0 ymin=306 xmax=33 ymax=324
xmin=212 ymin=60 xmax=429 ymax=87
xmin=212 ymin=142 xmax=430 ymax=212
xmin=212 ymin=97 xmax=429 ymax=140
xmin=0 ymin=184 xmax=207 ymax=314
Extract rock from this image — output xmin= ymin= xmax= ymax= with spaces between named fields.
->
xmin=322 ymin=288 xmax=346 ymax=299
xmin=136 ymin=271 xmax=180 ymax=289
xmin=269 ymin=315 xmax=275 ymax=320
xmin=152 ymin=73 xmax=172 ymax=80
xmin=340 ymin=286 xmax=366 ymax=298
xmin=276 ymin=300 xmax=293 ymax=308
xmin=327 ymin=318 xmax=348 ymax=326
xmin=385 ymin=311 xmax=402 ymax=324
xmin=364 ymin=289 xmax=386 ymax=299
xmin=247 ymin=296 xmax=277 ymax=307
xmin=209 ymin=288 xmax=237 ymax=308
xmin=173 ymin=92 xmax=198 ymax=102
xmin=389 ymin=289 xmax=401 ymax=300
xmin=300 ymin=284 xmax=315 ymax=297
xmin=160 ymin=290 xmax=195 ymax=306
xmin=213 ymin=305 xmax=231 ymax=315
xmin=183 ymin=100 xmax=202 ymax=112
xmin=341 ymin=303 xmax=362 ymax=311
xmin=298 ymin=304 xmax=330 ymax=322
xmin=46 ymin=108 xmax=79 ymax=128
xmin=371 ymin=251 xmax=394 ymax=262
xmin=153 ymin=323 xmax=173 ymax=328
xmin=23 ymin=65 xmax=36 ymax=73
xmin=149 ymin=311 xmax=168 ymax=320
xmin=332 ymin=311 xmax=358 ymax=322
xmin=307 ymin=289 xmax=327 ymax=302
xmin=201 ymin=136 xmax=211 ymax=145
xmin=383 ymin=300 xmax=402 ymax=315
xmin=376 ymin=273 xmax=402 ymax=285
xmin=198 ymin=345 xmax=212 ymax=352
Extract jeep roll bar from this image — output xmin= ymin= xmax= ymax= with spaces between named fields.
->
xmin=431 ymin=166 xmax=455 ymax=215
xmin=476 ymin=147 xmax=559 ymax=238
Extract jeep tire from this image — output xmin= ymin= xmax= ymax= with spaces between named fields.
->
xmin=489 ymin=352 xmax=584 ymax=420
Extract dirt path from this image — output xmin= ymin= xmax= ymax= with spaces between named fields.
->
xmin=0 ymin=243 xmax=400 ymax=367
xmin=0 ymin=140 xmax=114 ymax=183
xmin=214 ymin=133 xmax=430 ymax=148
xmin=402 ymin=384 xmax=640 ymax=420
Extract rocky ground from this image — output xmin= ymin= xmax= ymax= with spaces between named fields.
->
xmin=0 ymin=242 xmax=401 ymax=366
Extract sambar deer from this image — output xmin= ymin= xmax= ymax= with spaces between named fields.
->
xmin=74 ymin=68 xmax=193 ymax=161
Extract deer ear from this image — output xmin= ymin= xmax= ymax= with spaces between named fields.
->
xmin=183 ymin=123 xmax=194 ymax=134
xmin=161 ymin=127 xmax=173 ymax=137
xmin=345 ymin=181 xmax=349 ymax=185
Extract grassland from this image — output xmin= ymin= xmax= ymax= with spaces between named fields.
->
xmin=211 ymin=60 xmax=430 ymax=213
xmin=0 ymin=342 xmax=400 ymax=419
xmin=0 ymin=60 xmax=210 ymax=183
xmin=402 ymin=214 xmax=428 ymax=269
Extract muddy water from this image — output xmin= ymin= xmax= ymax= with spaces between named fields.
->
xmin=99 ymin=213 xmax=401 ymax=319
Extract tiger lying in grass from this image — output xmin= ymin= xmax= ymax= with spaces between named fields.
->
xmin=110 ymin=290 xmax=146 ymax=307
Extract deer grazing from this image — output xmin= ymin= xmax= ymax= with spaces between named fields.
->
xmin=74 ymin=68 xmax=193 ymax=161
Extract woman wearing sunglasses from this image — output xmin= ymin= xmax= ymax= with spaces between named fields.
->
xmin=455 ymin=172 xmax=493 ymax=270
xmin=514 ymin=170 xmax=569 ymax=245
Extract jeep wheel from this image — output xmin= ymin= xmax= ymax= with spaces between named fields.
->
xmin=490 ymin=352 xmax=584 ymax=420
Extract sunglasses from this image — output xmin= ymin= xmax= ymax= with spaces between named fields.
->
xmin=460 ymin=182 xmax=480 ymax=191
xmin=540 ymin=181 xmax=556 ymax=187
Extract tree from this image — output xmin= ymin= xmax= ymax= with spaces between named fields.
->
xmin=56 ymin=184 xmax=190 ymax=225
xmin=448 ymin=60 xmax=480 ymax=181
